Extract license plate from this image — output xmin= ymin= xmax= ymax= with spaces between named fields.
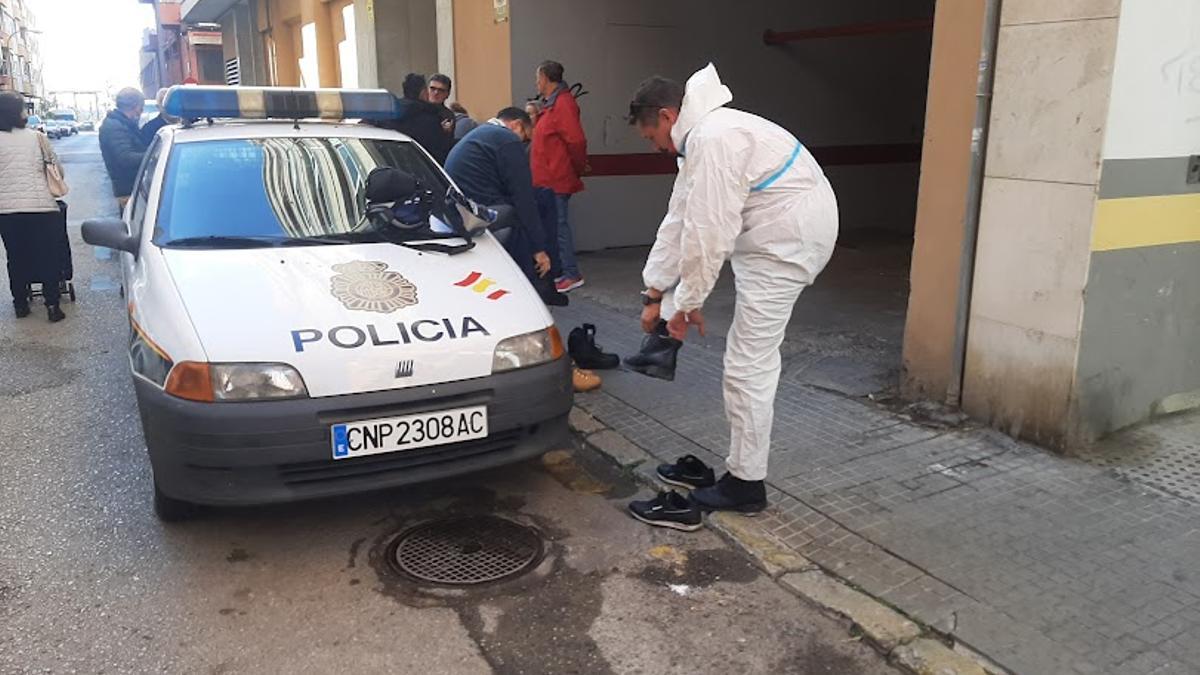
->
xmin=330 ymin=405 xmax=488 ymax=460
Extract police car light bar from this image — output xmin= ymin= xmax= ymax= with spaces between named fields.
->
xmin=162 ymin=86 xmax=397 ymax=121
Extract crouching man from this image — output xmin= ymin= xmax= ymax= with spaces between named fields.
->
xmin=625 ymin=64 xmax=839 ymax=529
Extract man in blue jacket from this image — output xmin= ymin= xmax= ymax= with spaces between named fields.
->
xmin=445 ymin=107 xmax=554 ymax=289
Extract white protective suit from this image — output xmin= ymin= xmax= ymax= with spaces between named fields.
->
xmin=642 ymin=64 xmax=838 ymax=481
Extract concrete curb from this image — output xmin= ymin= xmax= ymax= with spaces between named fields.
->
xmin=571 ymin=405 xmax=1004 ymax=675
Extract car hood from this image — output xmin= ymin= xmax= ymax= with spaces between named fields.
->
xmin=161 ymin=236 xmax=552 ymax=398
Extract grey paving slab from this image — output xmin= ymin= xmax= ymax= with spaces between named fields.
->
xmin=557 ymin=295 xmax=1200 ymax=675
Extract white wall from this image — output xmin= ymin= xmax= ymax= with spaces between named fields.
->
xmin=508 ymin=0 xmax=934 ymax=250
xmin=1102 ymin=0 xmax=1200 ymax=160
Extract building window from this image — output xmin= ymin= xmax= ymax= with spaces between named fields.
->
xmin=196 ymin=45 xmax=224 ymax=84
xmin=299 ymin=22 xmax=318 ymax=88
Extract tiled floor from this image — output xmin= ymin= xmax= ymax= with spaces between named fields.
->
xmin=556 ymin=295 xmax=1200 ymax=675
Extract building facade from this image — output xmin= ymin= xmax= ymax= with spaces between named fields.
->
xmin=164 ymin=0 xmax=1199 ymax=452
xmin=140 ymin=0 xmax=226 ymax=96
xmin=0 ymin=0 xmax=44 ymax=108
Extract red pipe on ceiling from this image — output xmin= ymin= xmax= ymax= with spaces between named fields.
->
xmin=764 ymin=18 xmax=934 ymax=45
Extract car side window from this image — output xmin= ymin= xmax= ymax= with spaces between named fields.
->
xmin=129 ymin=139 xmax=163 ymax=239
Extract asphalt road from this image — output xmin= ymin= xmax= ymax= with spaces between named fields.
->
xmin=0 ymin=131 xmax=895 ymax=675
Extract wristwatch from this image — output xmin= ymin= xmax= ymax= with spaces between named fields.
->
xmin=640 ymin=291 xmax=662 ymax=306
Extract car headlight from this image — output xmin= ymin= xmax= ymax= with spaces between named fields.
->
xmin=164 ymin=362 xmax=309 ymax=402
xmin=492 ymin=327 xmax=565 ymax=373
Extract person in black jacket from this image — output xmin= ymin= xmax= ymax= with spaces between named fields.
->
xmin=140 ymin=88 xmax=178 ymax=145
xmin=99 ymin=88 xmax=147 ymax=209
xmin=445 ymin=107 xmax=561 ymax=301
xmin=376 ymin=74 xmax=453 ymax=164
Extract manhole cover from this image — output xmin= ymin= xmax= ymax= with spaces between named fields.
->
xmin=388 ymin=516 xmax=543 ymax=586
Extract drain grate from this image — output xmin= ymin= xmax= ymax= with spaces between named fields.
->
xmin=389 ymin=516 xmax=543 ymax=586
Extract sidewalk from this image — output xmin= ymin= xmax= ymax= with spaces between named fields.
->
xmin=553 ymin=294 xmax=1200 ymax=675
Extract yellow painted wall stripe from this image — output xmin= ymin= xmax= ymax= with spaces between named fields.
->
xmin=1092 ymin=193 xmax=1200 ymax=251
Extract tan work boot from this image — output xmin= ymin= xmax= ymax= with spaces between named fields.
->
xmin=573 ymin=366 xmax=602 ymax=393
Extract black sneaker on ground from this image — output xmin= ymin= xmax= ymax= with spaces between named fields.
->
xmin=656 ymin=454 xmax=716 ymax=490
xmin=624 ymin=320 xmax=682 ymax=381
xmin=569 ymin=323 xmax=619 ymax=370
xmin=13 ymin=302 xmax=30 ymax=318
xmin=628 ymin=490 xmax=703 ymax=531
xmin=690 ymin=473 xmax=768 ymax=515
xmin=47 ymin=305 xmax=65 ymax=323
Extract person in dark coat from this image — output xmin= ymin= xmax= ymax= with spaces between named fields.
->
xmin=99 ymin=87 xmax=147 ymax=209
xmin=140 ymin=87 xmax=178 ymax=145
xmin=445 ymin=107 xmax=561 ymax=298
xmin=377 ymin=74 xmax=453 ymax=164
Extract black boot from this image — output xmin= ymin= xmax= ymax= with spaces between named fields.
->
xmin=624 ymin=320 xmax=681 ymax=381
xmin=47 ymin=305 xmax=65 ymax=323
xmin=13 ymin=300 xmax=30 ymax=318
xmin=535 ymin=277 xmax=569 ymax=307
xmin=568 ymin=323 xmax=619 ymax=369
xmin=690 ymin=473 xmax=768 ymax=514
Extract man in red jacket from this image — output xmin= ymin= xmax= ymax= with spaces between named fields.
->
xmin=530 ymin=60 xmax=588 ymax=293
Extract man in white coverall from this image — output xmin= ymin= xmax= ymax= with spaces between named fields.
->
xmin=626 ymin=64 xmax=838 ymax=530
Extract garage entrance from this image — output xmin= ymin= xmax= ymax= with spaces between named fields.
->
xmin=508 ymin=1 xmax=940 ymax=398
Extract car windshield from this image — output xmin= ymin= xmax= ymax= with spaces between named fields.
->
xmin=155 ymin=136 xmax=453 ymax=247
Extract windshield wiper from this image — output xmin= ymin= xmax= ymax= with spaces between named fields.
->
xmin=164 ymin=235 xmax=292 ymax=248
xmin=163 ymin=233 xmax=379 ymax=249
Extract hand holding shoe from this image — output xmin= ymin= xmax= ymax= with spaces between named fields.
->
xmin=533 ymin=251 xmax=551 ymax=277
xmin=640 ymin=302 xmax=661 ymax=334
xmin=667 ymin=309 xmax=705 ymax=341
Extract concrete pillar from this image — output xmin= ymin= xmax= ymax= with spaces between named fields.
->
xmin=901 ymin=0 xmax=989 ymax=404
xmin=303 ymin=0 xmax=339 ymax=87
xmin=451 ymin=0 xmax=510 ymax=123
xmin=961 ymin=1 xmax=1121 ymax=449
xmin=353 ymin=0 xmax=378 ymax=87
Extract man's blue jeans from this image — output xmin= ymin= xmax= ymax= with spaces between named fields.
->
xmin=555 ymin=193 xmax=580 ymax=279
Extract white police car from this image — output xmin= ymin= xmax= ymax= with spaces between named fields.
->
xmin=82 ymin=87 xmax=571 ymax=520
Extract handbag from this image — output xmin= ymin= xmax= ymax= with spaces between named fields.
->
xmin=36 ymin=132 xmax=69 ymax=198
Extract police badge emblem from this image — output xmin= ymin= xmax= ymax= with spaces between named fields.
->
xmin=330 ymin=261 xmax=419 ymax=313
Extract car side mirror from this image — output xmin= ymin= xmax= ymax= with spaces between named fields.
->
xmin=82 ymin=218 xmax=138 ymax=254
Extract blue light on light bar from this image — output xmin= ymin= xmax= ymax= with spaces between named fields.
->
xmin=162 ymin=86 xmax=398 ymax=121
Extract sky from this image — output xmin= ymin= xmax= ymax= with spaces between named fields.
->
xmin=29 ymin=0 xmax=156 ymax=94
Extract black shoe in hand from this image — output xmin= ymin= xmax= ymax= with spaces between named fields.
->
xmin=568 ymin=323 xmax=619 ymax=370
xmin=690 ymin=473 xmax=767 ymax=515
xmin=536 ymin=278 xmax=569 ymax=307
xmin=628 ymin=490 xmax=703 ymax=531
xmin=656 ymin=454 xmax=716 ymax=490
xmin=624 ymin=320 xmax=681 ymax=381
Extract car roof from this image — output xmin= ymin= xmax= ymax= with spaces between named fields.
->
xmin=165 ymin=120 xmax=416 ymax=145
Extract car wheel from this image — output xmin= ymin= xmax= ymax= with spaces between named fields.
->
xmin=153 ymin=480 xmax=197 ymax=522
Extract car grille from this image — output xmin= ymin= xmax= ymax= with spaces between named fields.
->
xmin=275 ymin=428 xmax=525 ymax=487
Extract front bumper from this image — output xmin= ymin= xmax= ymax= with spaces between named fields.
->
xmin=135 ymin=358 xmax=572 ymax=506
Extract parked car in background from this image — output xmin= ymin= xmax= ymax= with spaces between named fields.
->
xmin=48 ymin=109 xmax=80 ymax=135
xmin=26 ymin=114 xmax=46 ymax=134
xmin=44 ymin=119 xmax=70 ymax=139
xmin=139 ymin=99 xmax=160 ymax=128
xmin=79 ymin=120 xmax=95 ymax=132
